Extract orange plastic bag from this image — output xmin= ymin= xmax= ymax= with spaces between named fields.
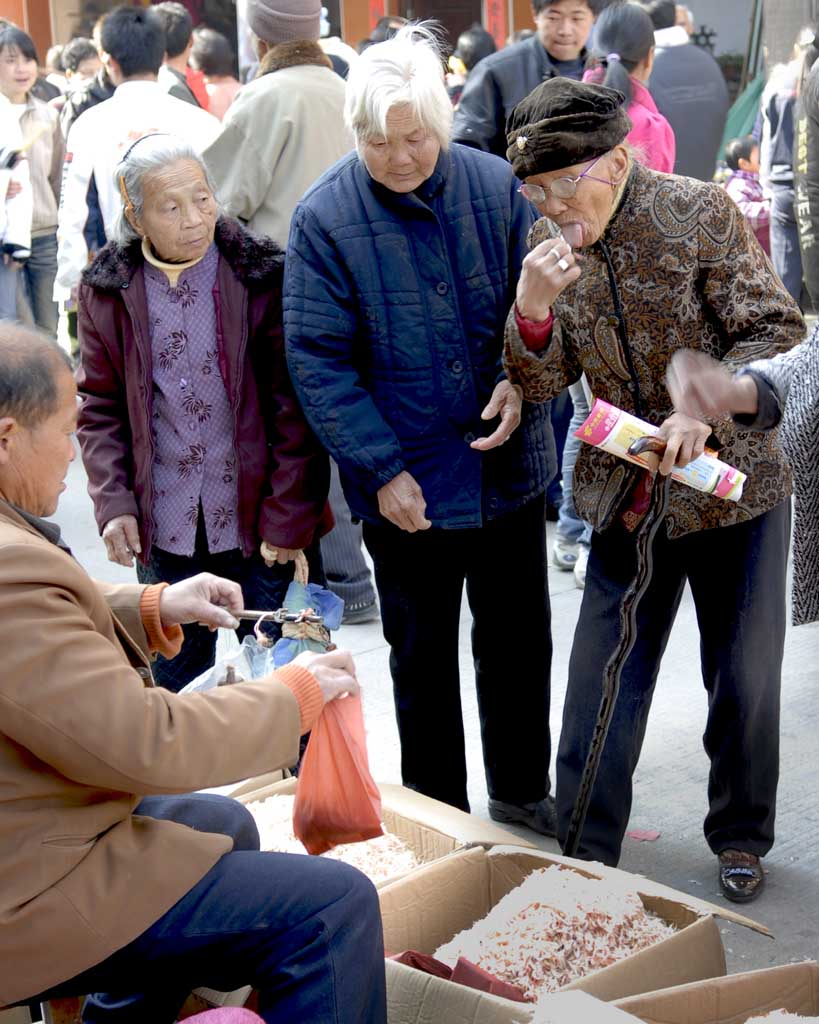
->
xmin=293 ymin=694 xmax=383 ymax=855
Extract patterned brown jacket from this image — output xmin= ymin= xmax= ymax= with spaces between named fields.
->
xmin=503 ymin=160 xmax=805 ymax=538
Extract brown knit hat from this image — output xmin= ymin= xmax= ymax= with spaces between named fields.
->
xmin=246 ymin=0 xmax=321 ymax=45
xmin=506 ymin=78 xmax=632 ymax=179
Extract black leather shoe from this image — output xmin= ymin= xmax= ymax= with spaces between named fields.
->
xmin=488 ymin=795 xmax=556 ymax=837
xmin=718 ymin=849 xmax=765 ymax=902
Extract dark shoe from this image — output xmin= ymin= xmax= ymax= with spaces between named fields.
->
xmin=341 ymin=600 xmax=379 ymax=625
xmin=718 ymin=849 xmax=765 ymax=902
xmin=488 ymin=796 xmax=556 ymax=837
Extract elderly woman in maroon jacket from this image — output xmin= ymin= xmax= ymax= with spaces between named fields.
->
xmin=77 ymin=132 xmax=331 ymax=691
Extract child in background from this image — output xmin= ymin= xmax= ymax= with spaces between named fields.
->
xmin=723 ymin=135 xmax=771 ymax=256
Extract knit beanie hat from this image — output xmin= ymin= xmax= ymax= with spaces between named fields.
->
xmin=506 ymin=78 xmax=632 ymax=179
xmin=246 ymin=0 xmax=321 ymax=45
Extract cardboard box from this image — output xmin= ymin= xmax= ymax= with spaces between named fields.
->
xmin=192 ymin=780 xmax=532 ymax=1013
xmin=615 ymin=962 xmax=819 ymax=1023
xmin=236 ymin=777 xmax=534 ymax=887
xmin=386 ymin=974 xmax=645 ymax=1024
xmin=379 ymin=846 xmax=770 ymax=1023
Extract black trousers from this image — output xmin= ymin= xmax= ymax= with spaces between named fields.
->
xmin=137 ymin=517 xmax=323 ymax=692
xmin=556 ymin=501 xmax=791 ymax=866
xmin=363 ymin=494 xmax=552 ymax=812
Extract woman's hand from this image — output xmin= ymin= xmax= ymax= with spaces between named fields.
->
xmin=159 ymin=572 xmax=242 ymax=630
xmin=656 ymin=413 xmax=712 ymax=475
xmin=260 ymin=543 xmax=309 ymax=585
xmin=471 ymin=381 xmax=523 ymax=451
xmin=667 ymin=349 xmax=759 ymax=420
xmin=377 ymin=471 xmax=431 ymax=533
xmin=102 ymin=514 xmax=141 ymax=566
xmin=293 ymin=649 xmax=360 ymax=702
xmin=515 ymin=236 xmax=582 ymax=322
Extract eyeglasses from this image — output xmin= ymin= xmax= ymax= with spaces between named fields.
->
xmin=518 ymin=155 xmax=612 ymax=204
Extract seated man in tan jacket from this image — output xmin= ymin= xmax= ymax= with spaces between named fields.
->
xmin=0 ymin=324 xmax=386 ymax=1021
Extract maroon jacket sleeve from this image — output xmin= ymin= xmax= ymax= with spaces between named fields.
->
xmin=249 ymin=286 xmax=333 ymax=550
xmin=76 ymin=287 xmax=140 ymax=534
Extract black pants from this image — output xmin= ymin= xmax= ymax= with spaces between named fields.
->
xmin=363 ymin=494 xmax=552 ymax=812
xmin=556 ymin=501 xmax=791 ymax=866
xmin=137 ymin=518 xmax=323 ymax=692
xmin=33 ymin=794 xmax=386 ymax=1023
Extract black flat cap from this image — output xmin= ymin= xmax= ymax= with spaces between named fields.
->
xmin=506 ymin=78 xmax=632 ymax=179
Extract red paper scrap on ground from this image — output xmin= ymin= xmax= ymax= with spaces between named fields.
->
xmin=626 ymin=828 xmax=661 ymax=842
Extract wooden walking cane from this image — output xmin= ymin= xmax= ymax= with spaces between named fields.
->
xmin=562 ymin=437 xmax=673 ymax=858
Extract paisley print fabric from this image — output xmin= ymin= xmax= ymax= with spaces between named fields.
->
xmin=504 ymin=161 xmax=805 ymax=538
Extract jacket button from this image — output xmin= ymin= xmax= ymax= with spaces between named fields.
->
xmin=626 ymin=382 xmax=637 ymax=393
xmin=452 ymin=360 xmax=464 ymax=374
xmin=464 ymin=431 xmax=476 ymax=443
xmin=436 ymin=282 xmax=448 ymax=295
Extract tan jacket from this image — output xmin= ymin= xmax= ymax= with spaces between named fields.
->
xmin=203 ymin=43 xmax=354 ymax=247
xmin=504 ymin=161 xmax=805 ymax=538
xmin=0 ymin=501 xmax=320 ymax=1006
xmin=18 ymin=96 xmax=62 ymax=236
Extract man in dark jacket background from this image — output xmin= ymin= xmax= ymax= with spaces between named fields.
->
xmin=452 ymin=0 xmax=606 ymax=156
xmin=639 ymin=0 xmax=729 ymax=181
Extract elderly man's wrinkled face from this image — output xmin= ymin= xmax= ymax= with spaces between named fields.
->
xmin=130 ymin=159 xmax=217 ymax=263
xmin=524 ymin=148 xmax=630 ymax=248
xmin=533 ymin=0 xmax=595 ymax=62
xmin=361 ymin=105 xmax=441 ymax=194
xmin=0 ymin=368 xmax=77 ymax=517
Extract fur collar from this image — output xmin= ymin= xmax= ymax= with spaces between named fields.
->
xmin=257 ymin=40 xmax=331 ymax=77
xmin=82 ymin=217 xmax=284 ymax=292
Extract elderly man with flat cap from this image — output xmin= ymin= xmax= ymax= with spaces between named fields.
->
xmin=0 ymin=325 xmax=385 ymax=1019
xmin=502 ymin=78 xmax=803 ymax=902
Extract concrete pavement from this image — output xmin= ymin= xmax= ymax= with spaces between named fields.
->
xmin=56 ymin=446 xmax=819 ymax=973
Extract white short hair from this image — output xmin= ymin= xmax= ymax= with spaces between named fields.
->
xmin=344 ymin=24 xmax=453 ymax=150
xmin=110 ymin=133 xmax=219 ymax=245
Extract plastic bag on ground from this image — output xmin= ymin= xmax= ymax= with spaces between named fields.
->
xmin=293 ymin=693 xmax=383 ymax=855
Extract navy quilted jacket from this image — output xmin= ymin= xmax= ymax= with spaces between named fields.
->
xmin=283 ymin=144 xmax=555 ymax=528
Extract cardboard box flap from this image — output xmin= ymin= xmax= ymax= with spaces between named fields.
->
xmin=386 ymin=962 xmax=647 ymax=1024
xmin=386 ymin=958 xmax=535 ymax=1024
xmin=484 ymin=847 xmax=771 ymax=937
xmin=376 ymin=784 xmax=535 ymax=849
xmin=380 ymin=846 xmax=491 ymax=954
xmin=237 ymin=779 xmax=533 ymax=850
xmin=615 ymin=962 xmax=819 ymax=1023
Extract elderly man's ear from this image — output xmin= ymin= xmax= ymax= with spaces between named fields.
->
xmin=0 ymin=418 xmax=18 ymax=466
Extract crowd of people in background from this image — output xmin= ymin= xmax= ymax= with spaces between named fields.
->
xmin=3 ymin=0 xmax=819 ymax=1016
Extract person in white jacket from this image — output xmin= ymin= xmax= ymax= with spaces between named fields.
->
xmin=0 ymin=92 xmax=32 ymax=321
xmin=55 ymin=5 xmax=220 ymax=302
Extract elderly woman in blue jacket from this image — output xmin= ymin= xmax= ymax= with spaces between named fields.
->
xmin=284 ymin=26 xmax=556 ymax=832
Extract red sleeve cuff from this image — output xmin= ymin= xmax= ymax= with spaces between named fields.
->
xmin=514 ymin=304 xmax=554 ymax=352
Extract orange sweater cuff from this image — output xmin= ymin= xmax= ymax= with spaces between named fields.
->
xmin=275 ymin=663 xmax=324 ymax=734
xmin=139 ymin=583 xmax=184 ymax=660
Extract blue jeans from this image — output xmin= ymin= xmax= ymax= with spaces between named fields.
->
xmin=20 ymin=232 xmax=58 ymax=334
xmin=556 ymin=501 xmax=790 ymax=866
xmin=547 ymin=390 xmax=572 ymax=508
xmin=33 ymin=793 xmax=387 ymax=1023
xmin=556 ymin=380 xmax=593 ymax=547
xmin=320 ymin=460 xmax=375 ymax=607
xmin=0 ymin=260 xmax=17 ymax=320
xmin=770 ymin=187 xmax=803 ymax=305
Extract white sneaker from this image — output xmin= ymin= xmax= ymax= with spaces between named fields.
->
xmin=574 ymin=544 xmax=589 ymax=589
xmin=552 ymin=536 xmax=578 ymax=570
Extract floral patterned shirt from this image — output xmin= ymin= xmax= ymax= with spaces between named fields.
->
xmin=144 ymin=243 xmax=240 ymax=556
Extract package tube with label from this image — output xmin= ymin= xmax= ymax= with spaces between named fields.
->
xmin=575 ymin=398 xmax=746 ymax=502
